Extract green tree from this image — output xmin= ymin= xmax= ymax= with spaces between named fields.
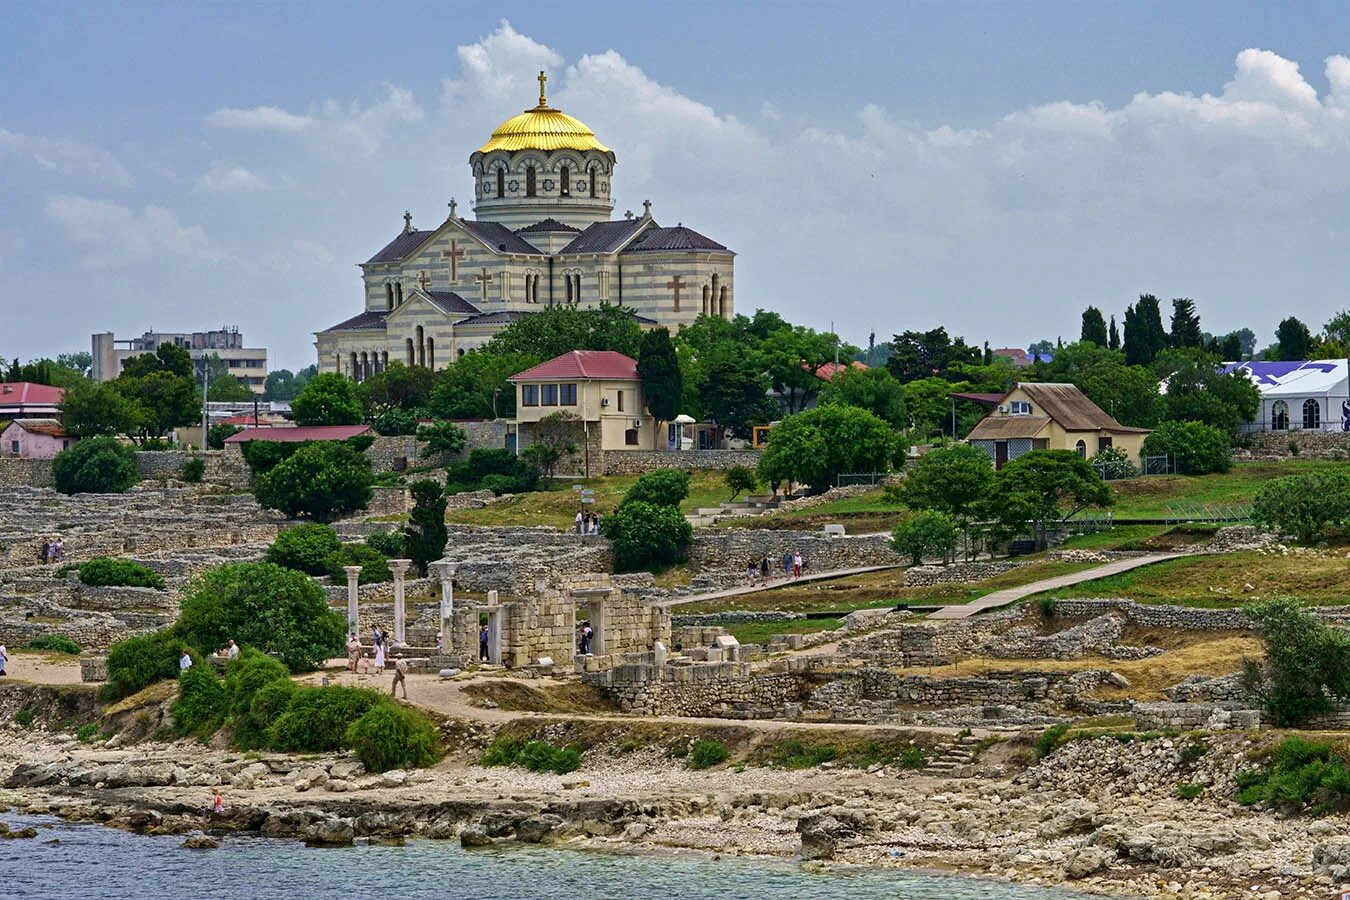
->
xmin=1080 ymin=306 xmax=1108 ymax=346
xmin=55 ymin=351 xmax=92 ymax=377
xmin=427 ymin=350 xmax=538 ymax=419
xmin=818 ymin=366 xmax=908 ymax=429
xmin=372 ymin=408 xmax=419 ymax=436
xmin=891 ymin=511 xmax=959 ymax=565
xmin=522 ymin=411 xmax=579 ymax=481
xmin=902 ymin=377 xmax=959 ymax=438
xmin=724 ymin=465 xmax=758 ymax=501
xmin=637 ymin=327 xmax=683 ymax=423
xmin=1108 ymin=315 xmax=1121 ymax=351
xmin=1243 ymin=599 xmax=1350 ymax=726
xmin=52 ymin=436 xmax=138 ymax=494
xmin=885 ymin=327 xmax=981 ymax=383
xmin=897 ymin=443 xmax=993 ymax=522
xmin=207 ymin=423 xmax=243 ymax=450
xmin=125 ymin=369 xmax=200 ymax=442
xmin=1142 ymin=420 xmax=1232 ymax=475
xmin=357 ymin=362 xmax=434 ymax=414
xmin=761 ymin=325 xmax=846 ymax=414
xmin=1042 ymin=342 xmax=1162 ymax=428
xmin=623 ymin=469 xmax=690 ymax=508
xmin=699 ymin=359 xmax=778 ymax=438
xmin=984 ymin=449 xmax=1112 ymax=550
xmin=207 ymin=373 xmax=253 ymax=402
xmin=600 ymin=501 xmax=693 ymax=572
xmin=264 ymin=369 xmax=298 ymax=401
xmin=1169 ymin=298 xmax=1203 ymax=348
xmin=267 ymin=523 xmax=343 ymax=575
xmin=417 ymin=420 xmax=467 ymax=459
xmin=177 ymin=561 xmax=346 ymax=671
xmin=1274 ymin=316 xmax=1313 ymax=361
xmin=758 ymin=405 xmax=901 ymax=491
xmin=488 ymin=303 xmax=643 ymax=359
xmin=291 ymin=372 xmax=363 ymax=426
xmin=58 ymin=380 xmax=138 ymax=438
xmin=1324 ymin=310 xmax=1350 ymax=350
xmin=403 ymin=479 xmax=448 ymax=575
xmin=1252 ymin=471 xmax=1350 ymax=543
xmin=1157 ymin=350 xmax=1259 ymax=436
xmin=1123 ymin=295 xmax=1167 ymax=366
xmin=254 ymin=441 xmax=373 ymax=521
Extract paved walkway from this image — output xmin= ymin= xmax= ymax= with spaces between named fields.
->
xmin=657 ymin=564 xmax=903 ymax=609
xmin=926 ymin=552 xmax=1185 ymax=619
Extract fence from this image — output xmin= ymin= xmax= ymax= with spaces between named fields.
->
xmin=836 ymin=472 xmax=890 ymax=487
xmin=1162 ymin=503 xmax=1252 ymax=524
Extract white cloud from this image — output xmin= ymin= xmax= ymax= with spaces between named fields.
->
xmin=196 ymin=162 xmax=266 ymax=192
xmin=205 ymin=105 xmax=313 ymax=132
xmin=45 ymin=195 xmax=220 ymax=268
xmin=446 ymin=20 xmax=562 ymax=108
xmin=0 ymin=129 xmax=132 ymax=186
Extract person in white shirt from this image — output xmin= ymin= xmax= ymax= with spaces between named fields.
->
xmin=179 ymin=650 xmax=193 ymax=671
xmin=225 ymin=640 xmax=239 ymax=660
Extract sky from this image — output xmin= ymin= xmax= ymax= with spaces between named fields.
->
xmin=4 ymin=1 xmax=1350 ymax=370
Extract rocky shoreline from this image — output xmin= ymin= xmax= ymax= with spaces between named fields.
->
xmin=3 ymin=719 xmax=1348 ymax=900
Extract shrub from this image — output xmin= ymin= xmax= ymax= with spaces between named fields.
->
xmin=723 ymin=466 xmax=758 ymax=501
xmin=372 ymin=408 xmax=419 ymax=436
xmin=1090 ymin=445 xmax=1137 ymax=480
xmin=13 ymin=707 xmax=36 ymax=729
xmin=254 ymin=440 xmax=373 ymax=522
xmin=76 ymin=558 xmax=166 ymax=590
xmin=417 ymin=420 xmax=467 ymax=459
xmin=1251 ymin=471 xmax=1350 ymax=544
xmin=75 ymin=722 xmax=101 ymax=743
xmin=365 ymin=530 xmax=406 ymax=558
xmin=177 ymin=562 xmax=346 ymax=672
xmin=172 ymin=665 xmax=227 ymax=738
xmin=768 ymin=739 xmax=838 ymax=769
xmin=1236 ymin=736 xmax=1350 ymax=815
xmin=239 ymin=439 xmax=299 ymax=475
xmin=1034 ymin=722 xmax=1071 ymax=759
xmin=267 ymin=523 xmax=342 ymax=576
xmin=206 ymin=423 xmax=243 ymax=450
xmin=291 ymin=372 xmax=362 ymax=426
xmin=1176 ymin=782 xmax=1205 ymax=800
xmin=344 ymin=701 xmax=441 ymax=773
xmin=480 ymin=736 xmax=525 ymax=767
xmin=1037 ymin=596 xmax=1058 ymax=618
xmin=1242 ymin=598 xmax=1350 ymax=726
xmin=266 ymin=686 xmax=383 ymax=752
xmin=104 ymin=630 xmax=187 ymax=700
xmin=622 ymin=469 xmax=690 ymax=509
xmin=600 ymin=501 xmax=693 ymax=573
xmin=758 ymin=405 xmax=902 ymax=491
xmin=52 ymin=436 xmax=138 ymax=494
xmin=244 ymin=680 xmax=297 ymax=749
xmin=1143 ymin=420 xmax=1231 ymax=475
xmin=890 ymin=511 xmax=959 ymax=565
xmin=21 ymin=635 xmax=82 ymax=655
xmin=480 ymin=737 xmax=582 ymax=774
xmin=897 ymin=746 xmax=926 ymax=769
xmin=223 ymin=648 xmax=292 ymax=748
xmin=481 ymin=472 xmax=531 ymax=496
xmin=687 ymin=739 xmax=729 ymax=770
xmin=179 ymin=457 xmax=205 ymax=483
xmin=327 ymin=543 xmax=392 ymax=584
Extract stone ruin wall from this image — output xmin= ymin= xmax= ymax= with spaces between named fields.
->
xmin=902 ymin=560 xmax=1023 ymax=587
xmin=585 ymin=663 xmax=804 ymax=719
xmin=601 ymin=449 xmax=764 ymax=476
xmin=1242 ymin=430 xmax=1350 ymax=460
xmin=689 ymin=528 xmax=904 ymax=573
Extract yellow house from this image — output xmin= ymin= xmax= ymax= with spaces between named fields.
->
xmin=510 ymin=350 xmax=658 ymax=457
xmin=966 ymin=382 xmax=1151 ymax=469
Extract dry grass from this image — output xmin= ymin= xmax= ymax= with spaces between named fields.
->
xmin=461 ymin=680 xmax=617 ymax=714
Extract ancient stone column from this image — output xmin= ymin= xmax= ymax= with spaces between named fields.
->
xmin=429 ymin=562 xmax=455 ymax=653
xmin=389 ymin=559 xmax=412 ymax=647
xmin=343 ymin=565 xmax=362 ymax=635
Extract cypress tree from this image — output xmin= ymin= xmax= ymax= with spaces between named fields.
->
xmin=1137 ymin=294 xmax=1167 ymax=362
xmin=1169 ymin=298 xmax=1203 ymax=349
xmin=1108 ymin=315 xmax=1120 ymax=351
xmin=637 ymin=327 xmax=683 ymax=422
xmin=1080 ymin=306 xmax=1108 ymax=346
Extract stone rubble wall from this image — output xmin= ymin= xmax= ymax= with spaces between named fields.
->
xmin=439 ymin=526 xmax=613 ymax=595
xmin=1134 ymin=702 xmax=1261 ymax=731
xmin=1242 ymin=431 xmax=1350 ymax=460
xmin=1048 ymin=599 xmax=1253 ymax=631
xmin=600 ymin=449 xmax=763 ymax=476
xmin=689 ymin=528 xmax=904 ymax=572
xmin=902 ymin=560 xmax=1023 ymax=587
xmin=585 ymin=665 xmax=804 ymax=719
xmin=0 ymin=459 xmax=55 ymax=488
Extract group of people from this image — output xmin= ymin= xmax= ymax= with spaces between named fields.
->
xmin=745 ymin=550 xmax=805 ymax=585
xmin=573 ymin=511 xmax=602 ymax=535
xmin=37 ymin=537 xmax=64 ymax=565
xmin=212 ymin=640 xmax=239 ymax=660
xmin=576 ymin=621 xmax=594 ymax=655
xmin=345 ymin=628 xmax=408 ymax=697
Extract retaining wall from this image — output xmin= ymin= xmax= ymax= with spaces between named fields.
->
xmin=601 ymin=449 xmax=763 ymax=476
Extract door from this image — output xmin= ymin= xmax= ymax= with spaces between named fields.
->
xmin=995 ymin=441 xmax=1009 ymax=469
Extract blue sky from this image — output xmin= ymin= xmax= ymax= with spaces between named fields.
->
xmin=4 ymin=1 xmax=1350 ymax=369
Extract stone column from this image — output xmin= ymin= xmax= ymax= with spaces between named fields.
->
xmin=343 ymin=566 xmax=362 ymax=635
xmin=389 ymin=559 xmax=412 ymax=647
xmin=429 ymin=562 xmax=455 ymax=653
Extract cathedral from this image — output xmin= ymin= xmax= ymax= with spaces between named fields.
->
xmin=316 ymin=72 xmax=735 ymax=380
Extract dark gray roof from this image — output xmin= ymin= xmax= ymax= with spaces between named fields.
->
xmin=455 ymin=310 xmax=533 ymax=327
xmin=364 ymin=229 xmax=435 ymax=265
xmin=516 ymin=218 xmax=581 ymax=234
xmin=559 ymin=219 xmax=648 ymax=254
xmin=461 ymin=220 xmax=543 ymax=255
xmin=623 ymin=225 xmax=729 ymax=253
xmin=423 ymin=291 xmax=482 ymax=316
xmin=321 ymin=310 xmax=387 ymax=333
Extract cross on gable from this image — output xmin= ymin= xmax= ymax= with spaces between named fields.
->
xmin=418 ymin=270 xmax=432 ymax=289
xmin=474 ymin=268 xmax=493 ymax=300
xmin=666 ymin=274 xmax=686 ymax=312
xmin=442 ymin=240 xmax=465 ymax=281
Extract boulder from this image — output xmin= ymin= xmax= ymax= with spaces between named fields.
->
xmin=796 ymin=807 xmax=873 ymax=861
xmin=0 ymin=823 xmax=39 ymax=839
xmin=480 ymin=811 xmax=520 ymax=838
xmin=1063 ymin=844 xmax=1115 ymax=879
xmin=306 ymin=819 xmax=355 ymax=847
xmin=516 ymin=815 xmax=563 ymax=844
xmin=180 ymin=834 xmax=219 ymax=850
xmin=1036 ymin=800 xmax=1098 ymax=839
xmin=459 ymin=826 xmax=492 ymax=848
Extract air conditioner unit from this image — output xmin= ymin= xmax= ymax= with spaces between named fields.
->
xmin=601 ymin=397 xmax=609 ymax=407
xmin=998 ymin=405 xmax=1009 ymax=413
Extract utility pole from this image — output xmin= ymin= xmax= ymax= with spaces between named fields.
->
xmin=199 ymin=357 xmax=209 ymax=449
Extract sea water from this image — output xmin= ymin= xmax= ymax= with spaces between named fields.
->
xmin=0 ymin=813 xmax=1102 ymax=900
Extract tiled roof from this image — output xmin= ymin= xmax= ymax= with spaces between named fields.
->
xmin=10 ymin=418 xmax=67 ymax=438
xmin=950 ymin=392 xmax=1006 ymax=406
xmin=0 ymin=382 xmax=64 ymax=407
xmin=364 ymin=229 xmax=436 ymax=265
xmin=1012 ymin=382 xmax=1141 ymax=432
xmin=516 ymin=218 xmax=581 ymax=234
xmin=455 ymin=310 xmax=532 ymax=327
xmin=559 ymin=219 xmax=648 ymax=254
xmin=423 ymin=291 xmax=482 ymax=316
xmin=967 ymin=416 xmax=1051 ymax=441
xmin=623 ymin=225 xmax=729 ymax=253
xmin=320 ymin=310 xmax=387 ymax=333
xmin=224 ymin=425 xmax=372 ymax=444
xmin=813 ymin=361 xmax=868 ymax=381
xmin=509 ymin=350 xmax=639 ymax=382
xmin=461 ymin=220 xmax=543 ymax=255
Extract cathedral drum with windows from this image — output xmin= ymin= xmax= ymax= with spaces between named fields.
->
xmin=315 ymin=71 xmax=735 ymax=381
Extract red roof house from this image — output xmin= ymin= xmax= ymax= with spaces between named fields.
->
xmin=223 ymin=425 xmax=371 ymax=444
xmin=0 ymin=382 xmax=64 ymax=418
xmin=508 ymin=350 xmax=640 ymax=382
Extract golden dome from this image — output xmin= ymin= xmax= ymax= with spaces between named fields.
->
xmin=476 ymin=71 xmax=610 ymax=154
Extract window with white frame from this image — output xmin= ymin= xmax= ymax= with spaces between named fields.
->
xmin=1010 ymin=400 xmax=1031 ymax=415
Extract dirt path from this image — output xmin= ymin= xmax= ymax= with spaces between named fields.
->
xmin=657 ymin=564 xmax=904 ymax=609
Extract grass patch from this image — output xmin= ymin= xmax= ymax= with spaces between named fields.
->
xmin=1028 ymin=550 xmax=1350 ymax=608
xmin=75 ymin=722 xmax=102 ymax=743
xmin=686 ymin=739 xmax=729 ymax=770
xmin=481 ymin=736 xmax=582 ymax=774
xmin=1236 ymin=735 xmax=1350 ymax=816
xmin=13 ymin=707 xmax=37 ymax=730
xmin=748 ymin=732 xmax=935 ymax=769
xmin=1176 ymin=782 xmax=1205 ymax=800
xmin=1105 ymin=460 xmax=1344 ymax=520
xmin=725 ymin=617 xmax=842 ymax=646
xmin=21 ymin=635 xmax=81 ymax=655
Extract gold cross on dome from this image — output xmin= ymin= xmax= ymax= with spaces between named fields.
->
xmin=537 ymin=70 xmax=548 ymax=107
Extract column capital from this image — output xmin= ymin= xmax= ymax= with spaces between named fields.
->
xmin=343 ymin=565 xmax=363 ymax=577
xmin=389 ymin=558 xmax=412 ymax=577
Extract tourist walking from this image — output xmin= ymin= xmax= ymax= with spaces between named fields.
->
xmin=760 ymin=556 xmax=770 ymax=585
xmin=746 ymin=558 xmax=757 ymax=585
xmin=782 ymin=551 xmax=792 ymax=579
xmin=580 ymin=622 xmax=593 ymax=655
xmin=347 ymin=634 xmax=360 ymax=672
xmin=371 ymin=626 xmax=382 ymax=653
xmin=225 ymin=639 xmax=239 ymax=660
xmin=179 ymin=649 xmax=193 ymax=671
xmin=479 ymin=625 xmax=490 ymax=661
xmin=792 ymin=550 xmax=803 ymax=579
xmin=0 ymin=644 xmax=7 ymax=676
xmin=391 ymin=655 xmax=408 ymax=699
xmin=53 ymin=537 xmax=64 ymax=562
xmin=373 ymin=639 xmax=386 ymax=674
xmin=574 ymin=511 xmax=584 ymax=534
xmin=38 ymin=540 xmax=49 ymax=565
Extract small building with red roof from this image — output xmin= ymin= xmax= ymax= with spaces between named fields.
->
xmin=1 ymin=418 xmax=74 ymax=459
xmin=0 ymin=382 xmax=64 ymax=419
xmin=222 ymin=424 xmax=372 ymax=444
xmin=509 ymin=350 xmax=657 ymax=463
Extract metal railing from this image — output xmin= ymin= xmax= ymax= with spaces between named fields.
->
xmin=1162 ymin=503 xmax=1252 ymax=524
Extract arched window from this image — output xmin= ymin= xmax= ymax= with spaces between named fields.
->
xmin=589 ymin=166 xmax=598 ymax=199
xmin=496 ymin=168 xmax=505 ymax=198
xmin=405 ymin=338 xmax=414 ymax=366
xmin=1075 ymin=440 xmax=1087 ymax=458
xmin=386 ymin=284 xmax=393 ymax=308
xmin=702 ymin=285 xmax=710 ymax=315
xmin=394 ymin=283 xmax=403 ymax=307
xmin=349 ymin=352 xmax=358 ymax=379
xmin=560 ymin=166 xmax=570 ymax=196
xmin=718 ymin=285 xmax=728 ymax=317
xmin=526 ymin=166 xmax=536 ymax=197
xmin=565 ymin=274 xmax=574 ymax=304
xmin=1303 ymin=398 xmax=1321 ymax=430
xmin=426 ymin=337 xmax=435 ymax=370
xmin=1272 ymin=400 xmax=1289 ymax=431
xmin=415 ymin=325 xmax=425 ymax=367
xmin=457 ymin=347 xmax=466 ymax=360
